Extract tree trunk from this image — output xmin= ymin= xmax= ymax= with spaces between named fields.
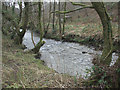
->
xmin=52 ymin=0 xmax=56 ymax=34
xmin=91 ymin=2 xmax=113 ymax=65
xmin=12 ymin=2 xmax=15 ymax=14
xmin=31 ymin=2 xmax=45 ymax=53
xmin=62 ymin=2 xmax=66 ymax=35
xmin=42 ymin=2 xmax=45 ymax=32
xmin=16 ymin=2 xmax=29 ymax=44
xmin=11 ymin=2 xmax=22 ymax=40
xmin=18 ymin=2 xmax=22 ymax=23
xmin=45 ymin=1 xmax=52 ymax=35
xmin=58 ymin=0 xmax=62 ymax=39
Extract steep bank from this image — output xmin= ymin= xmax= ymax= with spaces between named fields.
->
xmin=2 ymin=35 xmax=83 ymax=88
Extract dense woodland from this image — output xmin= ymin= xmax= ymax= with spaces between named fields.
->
xmin=1 ymin=0 xmax=120 ymax=88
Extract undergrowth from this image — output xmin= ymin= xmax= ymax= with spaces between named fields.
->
xmin=84 ymin=56 xmax=120 ymax=88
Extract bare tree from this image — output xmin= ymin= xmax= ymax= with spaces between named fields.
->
xmin=91 ymin=2 xmax=113 ymax=65
xmin=52 ymin=0 xmax=56 ymax=33
xmin=45 ymin=1 xmax=52 ymax=35
xmin=31 ymin=2 xmax=45 ymax=53
xmin=62 ymin=1 xmax=66 ymax=35
xmin=12 ymin=2 xmax=15 ymax=14
xmin=42 ymin=2 xmax=45 ymax=32
xmin=58 ymin=0 xmax=62 ymax=39
xmin=16 ymin=2 xmax=29 ymax=44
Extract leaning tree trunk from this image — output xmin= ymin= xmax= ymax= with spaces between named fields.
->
xmin=31 ymin=2 xmax=45 ymax=53
xmin=91 ymin=2 xmax=113 ymax=65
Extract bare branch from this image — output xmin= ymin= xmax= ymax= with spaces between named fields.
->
xmin=51 ymin=6 xmax=94 ymax=14
xmin=69 ymin=0 xmax=91 ymax=7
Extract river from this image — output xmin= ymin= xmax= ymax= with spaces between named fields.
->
xmin=23 ymin=30 xmax=118 ymax=79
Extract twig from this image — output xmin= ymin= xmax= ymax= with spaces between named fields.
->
xmin=20 ymin=80 xmax=25 ymax=88
xmin=31 ymin=31 xmax=36 ymax=47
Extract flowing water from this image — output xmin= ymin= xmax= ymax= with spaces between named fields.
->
xmin=23 ymin=30 xmax=118 ymax=78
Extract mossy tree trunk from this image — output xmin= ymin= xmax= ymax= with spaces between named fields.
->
xmin=58 ymin=0 xmax=62 ymax=39
xmin=52 ymin=0 xmax=56 ymax=34
xmin=18 ymin=2 xmax=22 ymax=23
xmin=45 ymin=1 xmax=52 ymax=35
xmin=16 ymin=2 xmax=29 ymax=44
xmin=2 ymin=2 xmax=28 ymax=44
xmin=31 ymin=2 xmax=45 ymax=54
xmin=91 ymin=2 xmax=113 ymax=65
xmin=12 ymin=2 xmax=15 ymax=14
xmin=42 ymin=2 xmax=45 ymax=32
xmin=62 ymin=2 xmax=66 ymax=36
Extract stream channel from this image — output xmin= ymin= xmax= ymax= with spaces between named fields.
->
xmin=23 ymin=30 xmax=118 ymax=79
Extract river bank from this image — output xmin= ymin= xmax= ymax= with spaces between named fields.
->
xmin=23 ymin=30 xmax=118 ymax=78
xmin=2 ymin=35 xmax=84 ymax=88
xmin=31 ymin=21 xmax=118 ymax=51
xmin=44 ymin=32 xmax=103 ymax=50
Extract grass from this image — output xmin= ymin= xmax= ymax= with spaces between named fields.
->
xmin=2 ymin=35 xmax=84 ymax=88
xmin=46 ymin=14 xmax=117 ymax=38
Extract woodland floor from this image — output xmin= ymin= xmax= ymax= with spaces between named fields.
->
xmin=2 ymin=35 xmax=84 ymax=88
xmin=33 ymin=19 xmax=118 ymax=50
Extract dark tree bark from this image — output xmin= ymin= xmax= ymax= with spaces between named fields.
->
xmin=52 ymin=0 xmax=56 ymax=33
xmin=58 ymin=0 xmax=62 ymax=39
xmin=62 ymin=2 xmax=66 ymax=35
xmin=2 ymin=2 xmax=29 ymax=44
xmin=16 ymin=2 xmax=29 ymax=44
xmin=45 ymin=1 xmax=52 ymax=35
xmin=91 ymin=2 xmax=113 ymax=65
xmin=12 ymin=2 xmax=15 ymax=14
xmin=42 ymin=2 xmax=45 ymax=32
xmin=31 ymin=2 xmax=45 ymax=53
xmin=18 ymin=2 xmax=22 ymax=23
